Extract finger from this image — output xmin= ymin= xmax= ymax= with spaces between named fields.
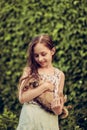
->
xmin=51 ymin=101 xmax=59 ymax=108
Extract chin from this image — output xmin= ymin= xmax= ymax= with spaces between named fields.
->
xmin=39 ymin=63 xmax=46 ymax=67
xmin=40 ymin=64 xmax=47 ymax=68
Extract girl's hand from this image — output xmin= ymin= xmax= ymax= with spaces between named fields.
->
xmin=51 ymin=96 xmax=64 ymax=115
xmin=41 ymin=81 xmax=54 ymax=92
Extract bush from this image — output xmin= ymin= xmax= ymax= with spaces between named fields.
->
xmin=0 ymin=0 xmax=87 ymax=129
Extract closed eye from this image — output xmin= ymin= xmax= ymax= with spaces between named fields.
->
xmin=34 ymin=52 xmax=47 ymax=58
xmin=41 ymin=52 xmax=47 ymax=56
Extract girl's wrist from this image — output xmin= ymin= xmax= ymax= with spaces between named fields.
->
xmin=58 ymin=92 xmax=63 ymax=97
xmin=39 ymin=84 xmax=48 ymax=93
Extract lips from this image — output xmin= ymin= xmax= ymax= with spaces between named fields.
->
xmin=39 ymin=61 xmax=46 ymax=66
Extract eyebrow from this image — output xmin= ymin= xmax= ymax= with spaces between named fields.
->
xmin=34 ymin=51 xmax=46 ymax=54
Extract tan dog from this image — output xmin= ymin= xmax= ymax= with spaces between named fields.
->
xmin=22 ymin=73 xmax=69 ymax=119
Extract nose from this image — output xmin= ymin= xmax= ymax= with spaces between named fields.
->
xmin=38 ymin=55 xmax=43 ymax=62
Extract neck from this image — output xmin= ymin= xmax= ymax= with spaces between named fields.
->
xmin=38 ymin=66 xmax=55 ymax=75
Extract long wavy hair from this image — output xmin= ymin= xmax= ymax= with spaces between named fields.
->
xmin=27 ymin=34 xmax=55 ymax=74
xmin=18 ymin=34 xmax=55 ymax=90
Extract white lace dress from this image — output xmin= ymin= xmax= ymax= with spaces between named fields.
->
xmin=17 ymin=68 xmax=61 ymax=130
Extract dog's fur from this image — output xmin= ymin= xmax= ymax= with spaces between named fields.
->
xmin=22 ymin=74 xmax=69 ymax=119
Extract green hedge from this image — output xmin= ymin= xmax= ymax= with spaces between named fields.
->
xmin=0 ymin=0 xmax=87 ymax=129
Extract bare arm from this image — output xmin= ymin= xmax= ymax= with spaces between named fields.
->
xmin=51 ymin=71 xmax=65 ymax=115
xmin=58 ymin=71 xmax=65 ymax=96
xmin=18 ymin=67 xmax=54 ymax=104
xmin=19 ymin=81 xmax=52 ymax=104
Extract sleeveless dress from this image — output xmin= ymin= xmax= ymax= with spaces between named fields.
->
xmin=17 ymin=68 xmax=61 ymax=130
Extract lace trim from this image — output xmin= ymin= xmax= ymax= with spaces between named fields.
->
xmin=40 ymin=68 xmax=61 ymax=98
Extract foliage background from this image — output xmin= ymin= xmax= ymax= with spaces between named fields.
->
xmin=0 ymin=0 xmax=87 ymax=129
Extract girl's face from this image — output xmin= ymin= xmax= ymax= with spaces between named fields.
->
xmin=33 ymin=43 xmax=55 ymax=68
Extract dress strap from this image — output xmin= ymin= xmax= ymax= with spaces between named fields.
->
xmin=54 ymin=68 xmax=61 ymax=78
xmin=54 ymin=68 xmax=61 ymax=98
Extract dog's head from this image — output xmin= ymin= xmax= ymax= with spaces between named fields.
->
xmin=22 ymin=73 xmax=42 ymax=91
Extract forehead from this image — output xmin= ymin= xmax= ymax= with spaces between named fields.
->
xmin=33 ymin=43 xmax=50 ymax=53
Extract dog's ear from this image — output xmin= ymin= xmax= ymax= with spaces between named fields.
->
xmin=60 ymin=107 xmax=69 ymax=119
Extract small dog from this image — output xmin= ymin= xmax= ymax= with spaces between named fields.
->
xmin=22 ymin=73 xmax=69 ymax=119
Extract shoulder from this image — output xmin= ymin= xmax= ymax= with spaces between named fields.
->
xmin=19 ymin=67 xmax=31 ymax=87
xmin=23 ymin=66 xmax=31 ymax=73
xmin=22 ymin=66 xmax=31 ymax=77
xmin=60 ymin=71 xmax=65 ymax=80
xmin=54 ymin=67 xmax=65 ymax=79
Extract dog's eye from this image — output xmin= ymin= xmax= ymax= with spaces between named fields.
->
xmin=23 ymin=85 xmax=29 ymax=91
xmin=33 ymin=81 xmax=39 ymax=88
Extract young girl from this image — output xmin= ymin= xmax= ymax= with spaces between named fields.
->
xmin=17 ymin=34 xmax=65 ymax=130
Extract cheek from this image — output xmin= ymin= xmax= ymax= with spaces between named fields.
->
xmin=47 ymin=53 xmax=52 ymax=59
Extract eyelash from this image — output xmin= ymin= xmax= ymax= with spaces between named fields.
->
xmin=42 ymin=53 xmax=46 ymax=56
xmin=34 ymin=53 xmax=47 ymax=58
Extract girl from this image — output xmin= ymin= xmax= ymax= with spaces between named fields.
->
xmin=17 ymin=34 xmax=65 ymax=130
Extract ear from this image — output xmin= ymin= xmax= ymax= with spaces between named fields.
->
xmin=51 ymin=47 xmax=56 ymax=56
